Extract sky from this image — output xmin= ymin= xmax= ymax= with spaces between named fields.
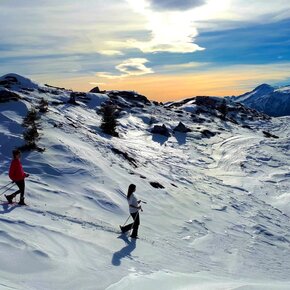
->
xmin=0 ymin=0 xmax=290 ymax=101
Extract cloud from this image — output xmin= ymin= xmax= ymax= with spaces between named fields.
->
xmin=191 ymin=0 xmax=290 ymax=31
xmin=128 ymin=38 xmax=204 ymax=53
xmin=42 ymin=61 xmax=290 ymax=101
xmin=95 ymin=62 xmax=290 ymax=101
xmin=147 ymin=0 xmax=206 ymax=11
xmin=159 ymin=62 xmax=211 ymax=73
xmin=95 ymin=72 xmax=123 ymax=80
xmin=0 ymin=0 xmax=146 ymax=58
xmin=96 ymin=58 xmax=154 ymax=79
xmin=89 ymin=82 xmax=106 ymax=86
xmin=98 ymin=50 xmax=124 ymax=56
xmin=116 ymin=58 xmax=154 ymax=75
xmin=123 ymin=3 xmax=205 ymax=53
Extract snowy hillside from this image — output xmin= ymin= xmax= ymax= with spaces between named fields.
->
xmin=0 ymin=73 xmax=290 ymax=290
xmin=230 ymin=84 xmax=290 ymax=117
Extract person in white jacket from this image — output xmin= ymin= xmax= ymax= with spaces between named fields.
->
xmin=120 ymin=184 xmax=142 ymax=238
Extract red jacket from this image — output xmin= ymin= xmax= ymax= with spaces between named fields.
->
xmin=9 ymin=159 xmax=26 ymax=181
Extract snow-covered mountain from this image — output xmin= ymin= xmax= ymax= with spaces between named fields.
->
xmin=230 ymin=84 xmax=290 ymax=117
xmin=1 ymin=73 xmax=290 ymax=290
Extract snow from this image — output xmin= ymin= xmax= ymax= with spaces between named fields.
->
xmin=107 ymin=271 xmax=290 ymax=290
xmin=276 ymin=86 xmax=290 ymax=93
xmin=0 ymin=73 xmax=40 ymax=90
xmin=0 ymin=75 xmax=290 ymax=289
xmin=231 ymin=83 xmax=290 ymax=117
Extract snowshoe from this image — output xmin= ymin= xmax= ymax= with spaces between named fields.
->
xmin=18 ymin=199 xmax=27 ymax=206
xmin=4 ymin=194 xmax=14 ymax=204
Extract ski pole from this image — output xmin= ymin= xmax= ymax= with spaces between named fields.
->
xmin=0 ymin=183 xmax=15 ymax=196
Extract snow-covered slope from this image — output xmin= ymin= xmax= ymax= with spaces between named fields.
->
xmin=230 ymin=84 xmax=290 ymax=117
xmin=0 ymin=74 xmax=290 ymax=290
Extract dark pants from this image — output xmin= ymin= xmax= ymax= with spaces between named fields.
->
xmin=12 ymin=180 xmax=25 ymax=200
xmin=120 ymin=212 xmax=140 ymax=237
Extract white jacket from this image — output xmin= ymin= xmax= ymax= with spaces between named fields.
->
xmin=128 ymin=193 xmax=139 ymax=214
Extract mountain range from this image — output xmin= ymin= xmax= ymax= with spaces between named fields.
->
xmin=229 ymin=84 xmax=290 ymax=117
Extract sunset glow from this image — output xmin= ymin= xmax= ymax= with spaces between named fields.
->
xmin=1 ymin=0 xmax=289 ymax=100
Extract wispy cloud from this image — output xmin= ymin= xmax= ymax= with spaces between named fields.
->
xmin=98 ymin=50 xmax=124 ymax=56
xmin=116 ymin=58 xmax=154 ymax=75
xmin=158 ymin=62 xmax=211 ymax=73
xmin=96 ymin=58 xmax=154 ymax=79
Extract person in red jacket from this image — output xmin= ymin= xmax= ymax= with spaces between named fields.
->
xmin=5 ymin=149 xmax=29 ymax=205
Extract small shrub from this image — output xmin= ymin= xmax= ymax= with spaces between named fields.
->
xmin=23 ymin=125 xmax=39 ymax=144
xmin=38 ymin=98 xmax=49 ymax=113
xmin=23 ymin=108 xmax=39 ymax=127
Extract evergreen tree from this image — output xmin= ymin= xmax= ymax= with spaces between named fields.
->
xmin=100 ymin=104 xmax=119 ymax=137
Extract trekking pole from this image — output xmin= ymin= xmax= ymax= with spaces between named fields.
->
xmin=122 ymin=214 xmax=131 ymax=226
xmin=130 ymin=208 xmax=142 ymax=233
xmin=0 ymin=181 xmax=13 ymax=191
xmin=0 ymin=183 xmax=15 ymax=196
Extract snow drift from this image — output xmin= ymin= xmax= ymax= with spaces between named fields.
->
xmin=0 ymin=74 xmax=290 ymax=290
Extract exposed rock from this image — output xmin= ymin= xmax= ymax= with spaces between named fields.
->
xmin=68 ymin=94 xmax=78 ymax=105
xmin=111 ymin=148 xmax=138 ymax=168
xmin=150 ymin=182 xmax=165 ymax=189
xmin=174 ymin=109 xmax=184 ymax=114
xmin=201 ymin=129 xmax=216 ymax=138
xmin=149 ymin=116 xmax=159 ymax=125
xmin=68 ymin=92 xmax=88 ymax=105
xmin=195 ymin=96 xmax=220 ymax=108
xmin=51 ymin=101 xmax=65 ymax=106
xmin=50 ymin=90 xmax=61 ymax=96
xmin=151 ymin=124 xmax=171 ymax=137
xmin=263 ymin=131 xmax=279 ymax=139
xmin=0 ymin=76 xmax=18 ymax=88
xmin=0 ymin=89 xmax=21 ymax=102
xmin=44 ymin=84 xmax=66 ymax=90
xmin=108 ymin=91 xmax=150 ymax=105
xmin=192 ymin=115 xmax=206 ymax=123
xmin=90 ymin=86 xmax=101 ymax=93
xmin=38 ymin=88 xmax=49 ymax=94
xmin=173 ymin=122 xmax=192 ymax=133
xmin=242 ymin=124 xmax=252 ymax=130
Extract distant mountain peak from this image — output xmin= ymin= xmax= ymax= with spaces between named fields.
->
xmin=231 ymin=83 xmax=290 ymax=117
xmin=254 ymin=83 xmax=274 ymax=91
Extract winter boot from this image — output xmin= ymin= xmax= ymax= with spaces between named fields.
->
xmin=18 ymin=198 xmax=27 ymax=206
xmin=5 ymin=194 xmax=14 ymax=204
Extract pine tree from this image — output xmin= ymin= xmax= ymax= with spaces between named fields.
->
xmin=100 ymin=104 xmax=119 ymax=137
